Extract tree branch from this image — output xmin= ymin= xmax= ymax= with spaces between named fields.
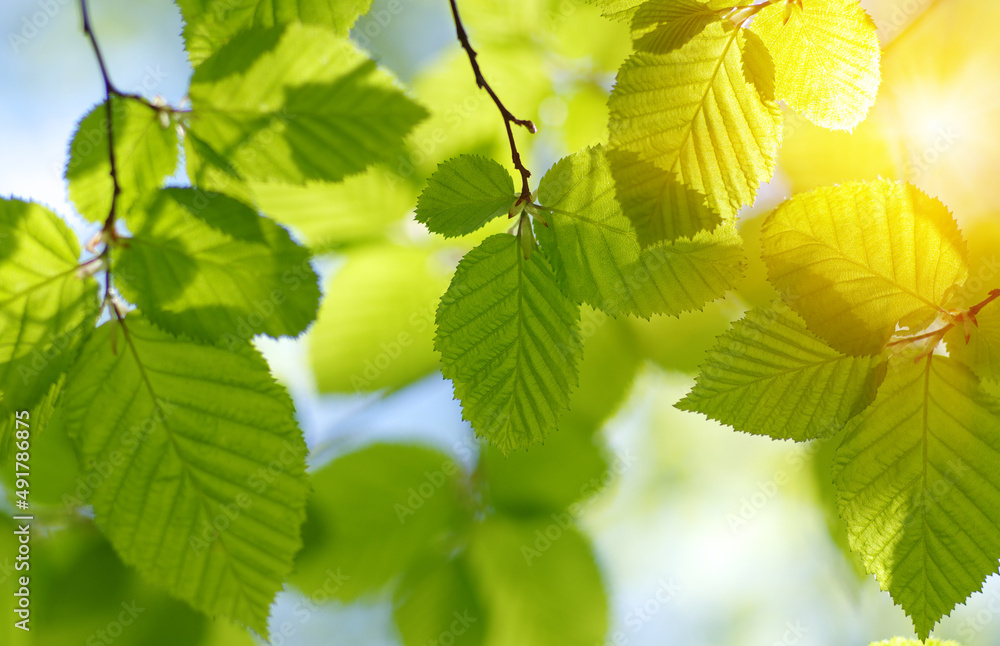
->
xmin=448 ymin=0 xmax=536 ymax=205
xmin=80 ymin=0 xmax=121 ymax=240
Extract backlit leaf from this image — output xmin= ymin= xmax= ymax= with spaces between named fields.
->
xmin=417 ymin=155 xmax=518 ymax=238
xmin=66 ymin=97 xmax=178 ymax=223
xmin=436 ymin=234 xmax=581 ymax=454
xmin=536 ymin=146 xmax=745 ymax=318
xmin=834 ymin=356 xmax=1000 ymax=640
xmin=114 ymin=188 xmax=320 ymax=343
xmin=678 ymin=302 xmax=885 ymax=440
xmin=608 ymin=21 xmax=782 ymax=243
xmin=187 ymin=24 xmax=426 ymax=186
xmin=761 ymin=180 xmax=968 ymax=355
xmin=750 ymin=0 xmax=880 ymax=131
xmin=63 ymin=316 xmax=310 ymax=635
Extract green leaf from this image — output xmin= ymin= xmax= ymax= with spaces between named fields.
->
xmin=393 ymin=557 xmax=485 ymax=646
xmin=62 ymin=315 xmax=310 ymax=635
xmin=416 ymin=155 xmax=518 ymax=238
xmin=436 ymin=234 xmax=582 ymax=454
xmin=481 ymin=427 xmax=608 ymax=516
xmin=631 ymin=0 xmax=721 ymax=54
xmin=834 ymin=356 xmax=1000 ymax=640
xmin=608 ymin=21 xmax=782 ymax=243
xmin=677 ymin=302 xmax=885 ymax=440
xmin=66 ymin=97 xmax=178 ymax=223
xmin=536 ymin=146 xmax=745 ymax=318
xmin=177 ymin=0 xmax=373 ymax=67
xmin=466 ymin=516 xmax=608 ymax=646
xmin=562 ymin=312 xmax=642 ymax=433
xmin=293 ymin=444 xmax=466 ymax=600
xmin=947 ymin=299 xmax=1000 ymax=383
xmin=0 ymin=200 xmax=98 ymax=420
xmin=760 ymin=180 xmax=969 ymax=356
xmin=750 ymin=0 xmax=880 ymax=131
xmin=586 ymin=0 xmax=648 ymax=23
xmin=309 ymin=245 xmax=450 ymax=393
xmin=187 ymin=24 xmax=426 ymax=186
xmin=114 ymin=188 xmax=320 ymax=343
xmin=628 ymin=298 xmax=740 ymax=373
xmin=250 ymin=166 xmax=416 ymax=249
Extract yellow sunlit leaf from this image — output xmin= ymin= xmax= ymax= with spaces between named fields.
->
xmin=761 ymin=180 xmax=968 ymax=355
xmin=751 ymin=0 xmax=880 ymax=131
xmin=608 ymin=22 xmax=782 ymax=244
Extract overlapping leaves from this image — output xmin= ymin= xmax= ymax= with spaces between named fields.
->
xmin=603 ymin=0 xmax=880 ymax=247
xmin=683 ymin=180 xmax=1000 ymax=639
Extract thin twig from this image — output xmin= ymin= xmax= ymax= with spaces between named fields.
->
xmin=448 ymin=0 xmax=536 ymax=205
xmin=80 ymin=0 xmax=123 ymax=309
xmin=80 ymin=0 xmax=121 ymax=237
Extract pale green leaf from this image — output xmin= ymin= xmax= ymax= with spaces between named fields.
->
xmin=66 ymin=97 xmax=178 ymax=223
xmin=114 ymin=188 xmax=320 ymax=343
xmin=761 ymin=180 xmax=969 ymax=356
xmin=677 ymin=302 xmax=885 ymax=440
xmin=628 ymin=298 xmax=740 ymax=373
xmin=946 ymin=297 xmax=1000 ymax=383
xmin=292 ymin=444 xmax=465 ymax=600
xmin=187 ymin=24 xmax=426 ymax=186
xmin=416 ymin=155 xmax=518 ymax=238
xmin=63 ymin=316 xmax=310 ymax=635
xmin=481 ymin=426 xmax=608 ymax=516
xmin=309 ymin=245 xmax=449 ymax=393
xmin=586 ymin=0 xmax=647 ymax=23
xmin=608 ymin=21 xmax=782 ymax=243
xmin=536 ymin=146 xmax=745 ymax=318
xmin=0 ymin=200 xmax=98 ymax=420
xmin=436 ymin=234 xmax=581 ymax=454
xmin=631 ymin=0 xmax=721 ymax=54
xmin=750 ymin=0 xmax=880 ymax=131
xmin=834 ymin=356 xmax=1000 ymax=640
xmin=466 ymin=516 xmax=608 ymax=646
xmin=869 ymin=639 xmax=961 ymax=646
xmin=561 ymin=311 xmax=642 ymax=433
xmin=250 ymin=166 xmax=416 ymax=249
xmin=393 ymin=557 xmax=485 ymax=646
xmin=177 ymin=0 xmax=373 ymax=67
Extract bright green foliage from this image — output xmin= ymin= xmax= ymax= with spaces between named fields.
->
xmin=292 ymin=444 xmax=465 ymax=599
xmin=947 ymin=303 xmax=1000 ymax=383
xmin=0 ymin=200 xmax=98 ymax=421
xmin=436 ymin=234 xmax=582 ymax=454
xmin=761 ymin=180 xmax=969 ymax=356
xmin=417 ymin=155 xmax=519 ymax=237
xmin=631 ymin=0 xmax=720 ymax=54
xmin=177 ymin=0 xmax=373 ymax=67
xmin=536 ymin=146 xmax=745 ymax=318
xmin=114 ymin=188 xmax=320 ymax=343
xmin=250 ymin=166 xmax=416 ymax=249
xmin=750 ymin=0 xmax=881 ymax=131
xmin=481 ymin=427 xmax=608 ymax=516
xmin=394 ymin=558 xmax=485 ymax=646
xmin=466 ymin=516 xmax=608 ymax=646
xmin=309 ymin=245 xmax=449 ymax=392
xmin=187 ymin=24 xmax=426 ymax=186
xmin=677 ymin=302 xmax=885 ymax=440
xmin=66 ymin=97 xmax=179 ymax=223
xmin=561 ymin=312 xmax=642 ymax=432
xmin=608 ymin=21 xmax=782 ymax=244
xmin=629 ymin=298 xmax=738 ymax=373
xmin=62 ymin=316 xmax=310 ymax=635
xmin=834 ymin=356 xmax=1000 ymax=640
